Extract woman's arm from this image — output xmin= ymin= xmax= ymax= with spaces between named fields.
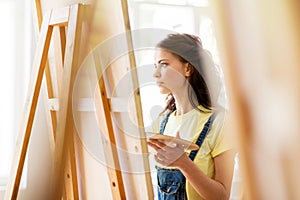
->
xmin=148 ymin=138 xmax=235 ymax=200
xmin=179 ymin=150 xmax=235 ymax=200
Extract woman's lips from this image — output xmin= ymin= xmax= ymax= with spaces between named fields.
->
xmin=156 ymin=81 xmax=163 ymax=86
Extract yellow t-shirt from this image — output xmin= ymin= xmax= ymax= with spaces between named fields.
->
xmin=150 ymin=107 xmax=232 ymax=200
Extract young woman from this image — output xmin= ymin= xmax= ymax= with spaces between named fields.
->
xmin=148 ymin=33 xmax=235 ymax=200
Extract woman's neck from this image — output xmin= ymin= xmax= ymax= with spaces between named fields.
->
xmin=173 ymin=94 xmax=197 ymax=116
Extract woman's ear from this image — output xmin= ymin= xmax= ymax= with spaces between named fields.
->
xmin=185 ymin=63 xmax=193 ymax=77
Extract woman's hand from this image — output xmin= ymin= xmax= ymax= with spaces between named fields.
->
xmin=147 ymin=132 xmax=189 ymax=168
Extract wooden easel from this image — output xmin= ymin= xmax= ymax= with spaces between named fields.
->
xmin=5 ymin=1 xmax=154 ymax=199
xmin=4 ymin=3 xmax=86 ymax=200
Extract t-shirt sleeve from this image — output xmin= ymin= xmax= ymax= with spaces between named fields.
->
xmin=209 ymin=111 xmax=234 ymax=157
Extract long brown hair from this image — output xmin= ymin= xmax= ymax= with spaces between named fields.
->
xmin=156 ymin=33 xmax=220 ymax=114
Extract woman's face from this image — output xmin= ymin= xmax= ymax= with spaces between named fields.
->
xmin=153 ymin=48 xmax=189 ymax=94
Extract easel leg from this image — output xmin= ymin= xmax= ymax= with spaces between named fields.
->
xmin=50 ymin=4 xmax=83 ymax=199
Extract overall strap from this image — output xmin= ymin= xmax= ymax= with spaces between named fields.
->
xmin=189 ymin=113 xmax=216 ymax=161
xmin=159 ymin=112 xmax=172 ymax=134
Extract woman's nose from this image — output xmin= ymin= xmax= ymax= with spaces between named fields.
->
xmin=153 ymin=67 xmax=160 ymax=78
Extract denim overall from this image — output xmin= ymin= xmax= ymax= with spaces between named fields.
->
xmin=156 ymin=112 xmax=216 ymax=200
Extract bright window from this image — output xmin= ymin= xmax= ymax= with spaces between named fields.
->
xmin=0 ymin=0 xmax=31 ymax=190
xmin=0 ymin=0 xmax=16 ymax=188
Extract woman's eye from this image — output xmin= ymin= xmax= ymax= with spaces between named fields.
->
xmin=154 ymin=63 xmax=168 ymax=69
xmin=160 ymin=63 xmax=167 ymax=68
